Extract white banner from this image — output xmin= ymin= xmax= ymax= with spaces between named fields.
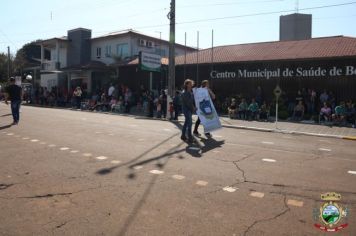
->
xmin=193 ymin=88 xmax=222 ymax=133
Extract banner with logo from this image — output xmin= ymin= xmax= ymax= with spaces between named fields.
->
xmin=193 ymin=88 xmax=222 ymax=133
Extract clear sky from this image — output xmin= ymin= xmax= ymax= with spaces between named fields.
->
xmin=1 ymin=0 xmax=356 ymax=54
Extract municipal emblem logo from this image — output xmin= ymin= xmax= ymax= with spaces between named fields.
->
xmin=313 ymin=192 xmax=349 ymax=232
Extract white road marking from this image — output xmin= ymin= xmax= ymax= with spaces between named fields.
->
xmin=70 ymin=150 xmax=79 ymax=153
xmin=95 ymin=156 xmax=108 ymax=160
xmin=250 ymin=192 xmax=265 ymax=198
xmin=129 ymin=124 xmax=138 ymax=127
xmin=1 ymin=131 xmax=7 ymax=134
xmin=108 ymin=133 xmax=115 ymax=136
xmin=149 ymin=170 xmax=164 ymax=175
xmin=39 ymin=142 xmax=46 ymax=145
xmin=6 ymin=133 xmax=14 ymax=136
xmin=163 ymin=129 xmax=172 ymax=132
xmin=213 ymin=150 xmax=220 ymax=153
xmin=23 ymin=137 xmax=29 ymax=140
xmin=319 ymin=148 xmax=331 ymax=152
xmin=223 ymin=186 xmax=238 ymax=193
xmin=48 ymin=144 xmax=56 ymax=147
xmin=60 ymin=147 xmax=70 ymax=151
xmin=83 ymin=153 xmax=93 ymax=157
xmin=318 ymin=139 xmax=330 ymax=143
xmin=348 ymin=171 xmax=356 ymax=175
xmin=138 ymin=139 xmax=145 ymax=142
xmin=214 ymin=135 xmax=223 ymax=138
xmin=239 ymin=131 xmax=247 ymax=134
xmin=262 ymin=158 xmax=277 ymax=163
xmin=262 ymin=141 xmax=274 ymax=145
xmin=111 ymin=160 xmax=121 ymax=164
xmin=133 ymin=165 xmax=143 ymax=170
xmin=196 ymin=181 xmax=208 ymax=186
xmin=31 ymin=139 xmax=39 ymax=142
xmin=287 ymin=199 xmax=304 ymax=207
xmin=172 ymin=175 xmax=185 ymax=180
xmin=81 ymin=118 xmax=87 ymax=121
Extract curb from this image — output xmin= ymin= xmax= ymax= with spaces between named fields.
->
xmin=221 ymin=123 xmax=356 ymax=141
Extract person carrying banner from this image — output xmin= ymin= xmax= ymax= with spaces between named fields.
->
xmin=193 ymin=80 xmax=216 ymax=138
xmin=181 ymin=79 xmax=196 ymax=143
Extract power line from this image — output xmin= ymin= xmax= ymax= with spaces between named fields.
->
xmin=1 ymin=1 xmax=356 ymax=47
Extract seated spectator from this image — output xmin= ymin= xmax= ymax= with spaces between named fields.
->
xmin=345 ymin=100 xmax=355 ymax=125
xmin=228 ymin=98 xmax=238 ymax=119
xmin=238 ymin=98 xmax=248 ymax=120
xmin=110 ymin=97 xmax=118 ymax=112
xmin=319 ymin=102 xmax=332 ymax=122
xmin=332 ymin=101 xmax=346 ymax=124
xmin=248 ymin=98 xmax=259 ymax=120
xmin=293 ymin=101 xmax=305 ymax=121
xmin=259 ymin=101 xmax=270 ymax=121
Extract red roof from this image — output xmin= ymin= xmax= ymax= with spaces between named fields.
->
xmin=176 ymin=36 xmax=356 ymax=65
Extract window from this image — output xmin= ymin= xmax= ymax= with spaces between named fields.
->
xmin=105 ymin=45 xmax=112 ymax=57
xmin=96 ymin=47 xmax=102 ymax=58
xmin=116 ymin=43 xmax=129 ymax=58
xmin=155 ymin=48 xmax=166 ymax=57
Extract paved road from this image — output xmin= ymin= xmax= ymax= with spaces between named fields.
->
xmin=0 ymin=104 xmax=355 ymax=236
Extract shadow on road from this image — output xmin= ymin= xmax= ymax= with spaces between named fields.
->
xmin=95 ymin=133 xmax=182 ymax=176
xmin=0 ymin=114 xmax=12 ymax=117
xmin=0 ymin=124 xmax=12 ymax=130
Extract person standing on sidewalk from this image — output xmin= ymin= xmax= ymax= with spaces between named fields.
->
xmin=193 ymin=80 xmax=216 ymax=138
xmin=181 ymin=79 xmax=196 ymax=143
xmin=5 ymin=77 xmax=23 ymax=125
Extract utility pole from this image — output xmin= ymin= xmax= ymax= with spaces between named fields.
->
xmin=167 ymin=0 xmax=175 ymax=97
xmin=7 ymin=46 xmax=11 ymax=79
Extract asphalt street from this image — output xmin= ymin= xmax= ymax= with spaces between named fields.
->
xmin=0 ymin=103 xmax=355 ymax=236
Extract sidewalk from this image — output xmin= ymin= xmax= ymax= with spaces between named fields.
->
xmin=219 ymin=117 xmax=356 ymax=140
xmin=17 ymin=103 xmax=356 ymax=140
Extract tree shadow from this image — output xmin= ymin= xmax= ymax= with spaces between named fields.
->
xmin=95 ymin=133 xmax=182 ymax=176
xmin=0 ymin=124 xmax=12 ymax=130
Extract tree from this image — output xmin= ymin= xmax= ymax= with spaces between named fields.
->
xmin=0 ymin=53 xmax=10 ymax=83
xmin=13 ymin=41 xmax=41 ymax=76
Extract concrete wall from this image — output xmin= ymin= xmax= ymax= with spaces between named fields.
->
xmin=67 ymin=28 xmax=92 ymax=66
xmin=280 ymin=13 xmax=312 ymax=41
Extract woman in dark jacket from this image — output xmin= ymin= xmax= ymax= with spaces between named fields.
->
xmin=181 ymin=79 xmax=195 ymax=143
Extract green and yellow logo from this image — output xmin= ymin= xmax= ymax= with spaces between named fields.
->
xmin=313 ymin=192 xmax=349 ymax=232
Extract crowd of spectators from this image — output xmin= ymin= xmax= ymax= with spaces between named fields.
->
xmin=223 ymin=87 xmax=355 ymax=127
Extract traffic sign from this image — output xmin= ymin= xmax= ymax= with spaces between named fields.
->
xmin=274 ymin=85 xmax=282 ymax=98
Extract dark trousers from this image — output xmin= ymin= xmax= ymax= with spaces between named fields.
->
xmin=194 ymin=117 xmax=201 ymax=133
xmin=182 ymin=109 xmax=193 ymax=138
xmin=11 ymin=100 xmax=21 ymax=123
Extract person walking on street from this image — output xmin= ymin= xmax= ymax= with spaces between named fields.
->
xmin=181 ymin=79 xmax=196 ymax=143
xmin=73 ymin=87 xmax=82 ymax=109
xmin=5 ymin=77 xmax=23 ymax=125
xmin=193 ymin=80 xmax=216 ymax=138
xmin=173 ymin=90 xmax=181 ymax=120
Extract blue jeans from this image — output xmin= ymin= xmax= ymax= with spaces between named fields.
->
xmin=11 ymin=100 xmax=21 ymax=123
xmin=182 ymin=109 xmax=193 ymax=138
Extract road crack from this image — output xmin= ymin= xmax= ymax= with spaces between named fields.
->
xmin=0 ymin=183 xmax=14 ymax=190
xmin=243 ymin=195 xmax=290 ymax=236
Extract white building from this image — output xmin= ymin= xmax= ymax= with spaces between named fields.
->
xmin=38 ymin=28 xmax=195 ymax=94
